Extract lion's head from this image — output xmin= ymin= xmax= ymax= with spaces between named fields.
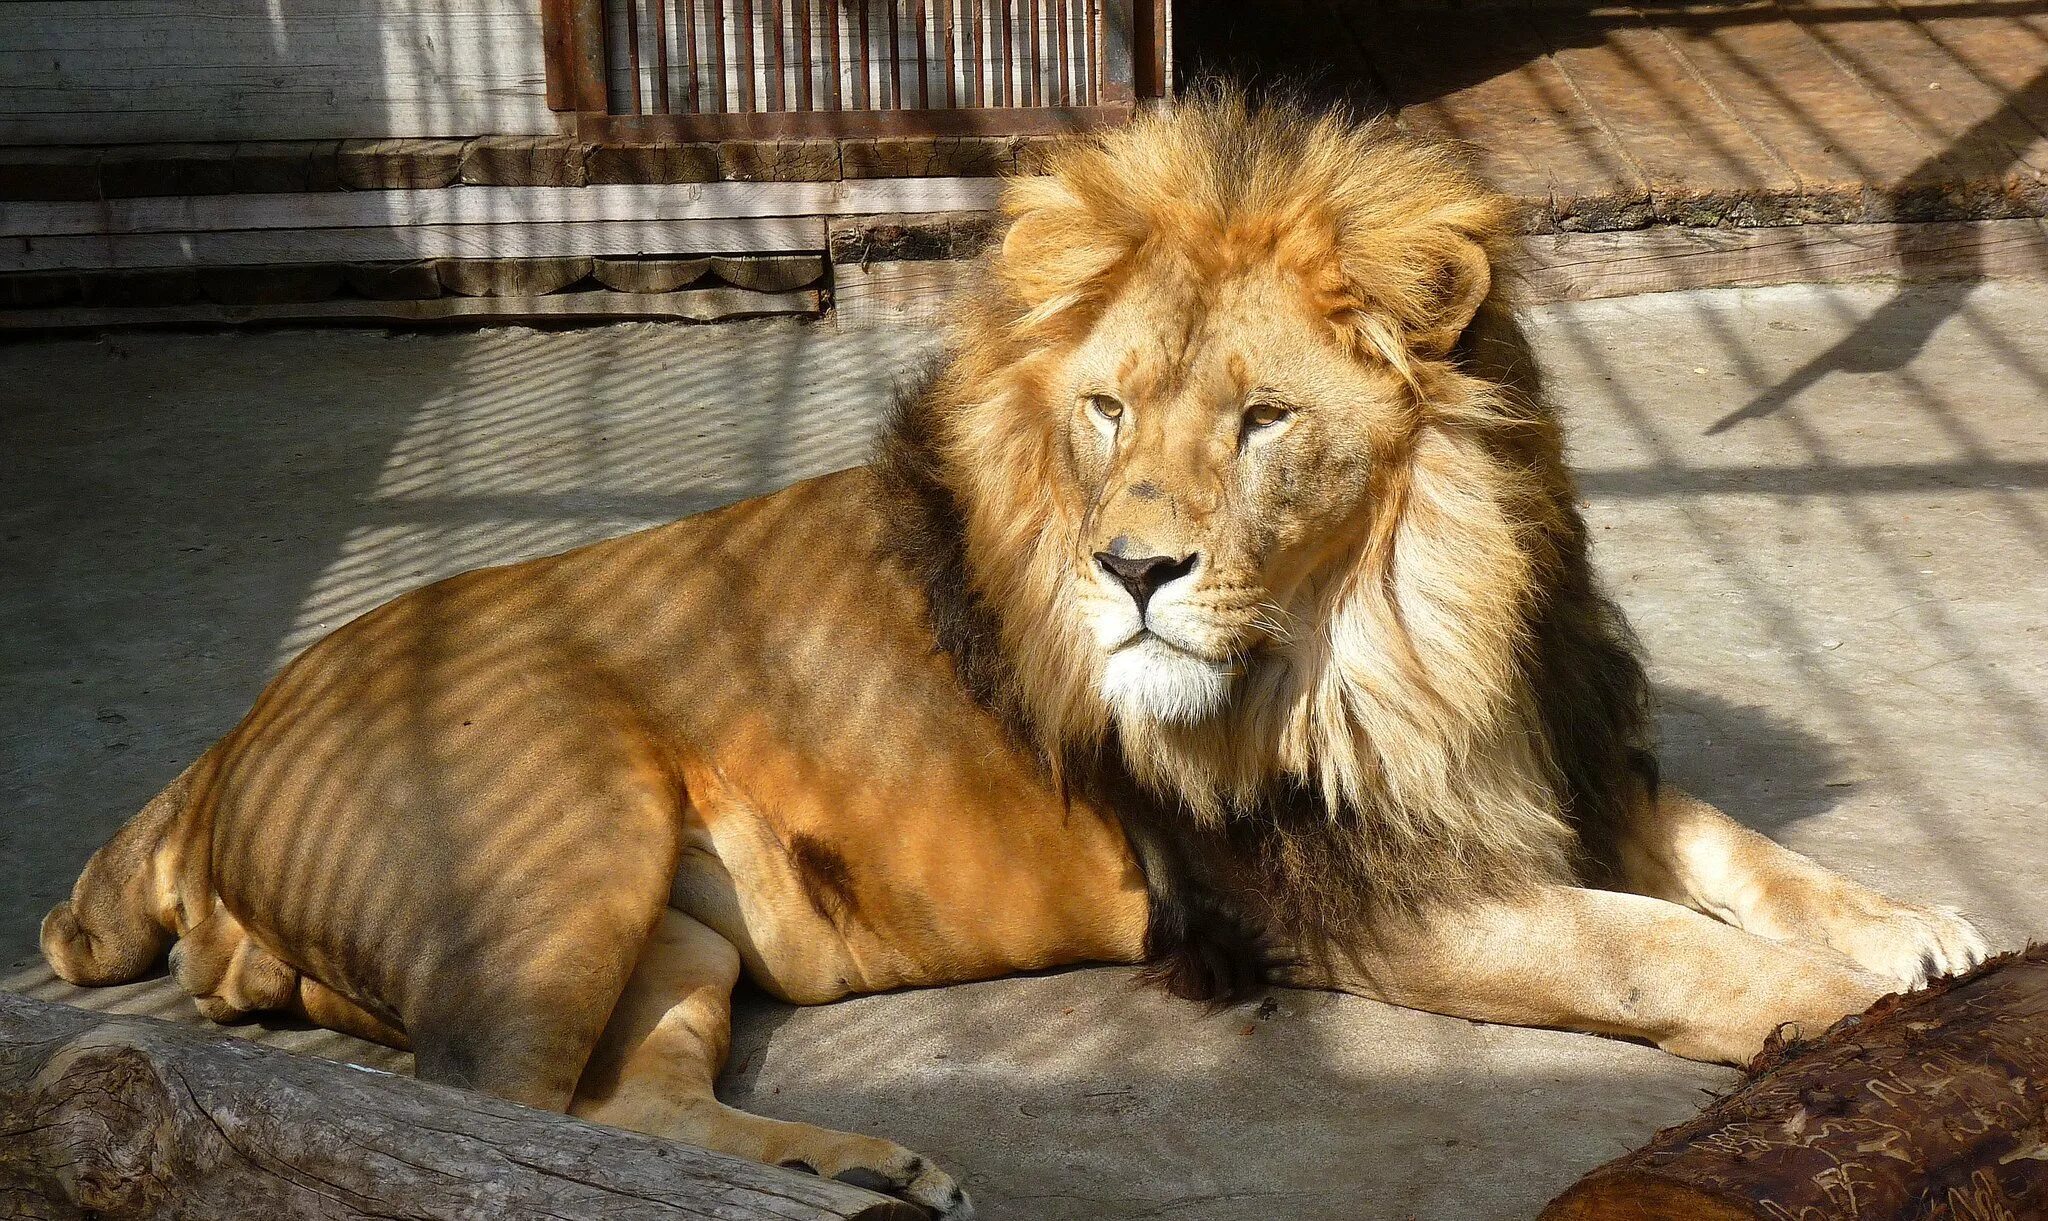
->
xmin=880 ymin=93 xmax=1653 ymax=948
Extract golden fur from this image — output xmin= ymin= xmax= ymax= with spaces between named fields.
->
xmin=884 ymin=93 xmax=1650 ymax=949
xmin=43 ymin=96 xmax=1988 ymax=1214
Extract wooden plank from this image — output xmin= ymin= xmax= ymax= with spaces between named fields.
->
xmin=0 ymin=992 xmax=901 ymax=1219
xmin=829 ymin=256 xmax=978 ymax=325
xmin=1 ymin=216 xmax=828 ymax=272
xmin=1361 ymin=5 xmax=1650 ymax=230
xmin=2 ymin=179 xmax=1009 ymax=239
xmin=1 ymin=287 xmax=825 ymax=331
xmin=1516 ymin=217 xmax=2048 ymax=303
xmin=1642 ymin=2 xmax=1939 ymax=221
xmin=1782 ymin=0 xmax=2048 ymax=185
xmin=0 ymin=0 xmax=558 ymax=144
xmin=1525 ymin=8 xmax=1799 ymax=226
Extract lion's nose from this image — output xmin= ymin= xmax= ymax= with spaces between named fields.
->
xmin=1093 ymin=550 xmax=1198 ymax=612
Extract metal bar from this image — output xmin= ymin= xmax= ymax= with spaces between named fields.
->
xmin=681 ymin=0 xmax=700 ymax=111
xmin=625 ymin=0 xmax=644 ymax=113
xmin=1025 ymin=0 xmax=1040 ymax=107
xmin=1054 ymin=0 xmax=1068 ymax=106
xmin=854 ymin=0 xmax=871 ymax=110
xmin=966 ymin=0 xmax=982 ymax=108
xmin=824 ymin=0 xmax=843 ymax=110
xmin=1086 ymin=0 xmax=1097 ymax=103
xmin=734 ymin=0 xmax=754 ymax=112
xmin=710 ymin=0 xmax=730 ymax=112
xmin=796 ymin=0 xmax=814 ymax=111
xmin=997 ymin=0 xmax=1012 ymax=107
xmin=542 ymin=0 xmax=575 ymax=110
xmin=769 ymin=0 xmax=787 ymax=110
xmin=586 ymin=101 xmax=1130 ymax=139
xmin=911 ymin=0 xmax=929 ymax=109
xmin=939 ymin=0 xmax=956 ymax=109
xmin=570 ymin=0 xmax=611 ymax=113
xmin=887 ymin=0 xmax=902 ymax=108
xmin=652 ymin=0 xmax=671 ymax=112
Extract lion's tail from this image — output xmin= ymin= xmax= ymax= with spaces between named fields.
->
xmin=40 ymin=753 xmax=206 ymax=986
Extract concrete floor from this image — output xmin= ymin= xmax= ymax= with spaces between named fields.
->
xmin=4 ymin=282 xmax=2046 ymax=1219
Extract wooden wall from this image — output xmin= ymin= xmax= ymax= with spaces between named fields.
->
xmin=1 ymin=0 xmax=558 ymax=146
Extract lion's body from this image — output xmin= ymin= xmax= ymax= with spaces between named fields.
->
xmin=53 ymin=467 xmax=1148 ymax=1021
xmin=45 ymin=96 xmax=1991 ymax=1215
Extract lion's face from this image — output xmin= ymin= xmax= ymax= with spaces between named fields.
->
xmin=1055 ymin=261 xmax=1410 ymax=727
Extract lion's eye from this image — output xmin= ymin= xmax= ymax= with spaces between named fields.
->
xmin=1243 ymin=402 xmax=1291 ymax=430
xmin=1087 ymin=394 xmax=1125 ymax=423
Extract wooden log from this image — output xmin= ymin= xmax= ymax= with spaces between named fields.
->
xmin=460 ymin=136 xmax=590 ymax=188
xmin=1542 ymin=945 xmax=2048 ymax=1221
xmin=594 ymin=256 xmax=713 ymax=293
xmin=342 ymin=260 xmax=444 ymax=301
xmin=0 ymin=992 xmax=916 ymax=1221
xmin=437 ymin=256 xmax=595 ymax=297
xmin=335 ymin=138 xmax=471 ymax=191
xmin=199 ymin=264 xmax=347 ymax=306
xmin=709 ymin=254 xmax=826 ymax=292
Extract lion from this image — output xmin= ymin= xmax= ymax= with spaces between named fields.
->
xmin=42 ymin=94 xmax=1988 ymax=1216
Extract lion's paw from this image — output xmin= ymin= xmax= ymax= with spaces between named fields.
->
xmin=783 ymin=1148 xmax=973 ymax=1219
xmin=1827 ymin=898 xmax=1989 ymax=991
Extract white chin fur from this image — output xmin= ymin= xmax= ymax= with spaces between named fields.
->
xmin=1101 ymin=636 xmax=1233 ymax=726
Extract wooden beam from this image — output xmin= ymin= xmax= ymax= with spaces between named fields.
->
xmin=2 ymin=180 xmax=1010 ymax=240
xmin=1519 ymin=218 xmax=2048 ymax=302
xmin=2 ymin=217 xmax=828 ymax=273
xmin=0 ymin=992 xmax=911 ymax=1220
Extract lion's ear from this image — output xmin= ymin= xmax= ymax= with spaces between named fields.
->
xmin=1406 ymin=235 xmax=1493 ymax=360
xmin=997 ymin=177 xmax=1128 ymax=330
xmin=1343 ymin=214 xmax=1498 ymax=365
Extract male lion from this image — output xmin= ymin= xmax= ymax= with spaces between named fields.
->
xmin=45 ymin=96 xmax=1987 ymax=1215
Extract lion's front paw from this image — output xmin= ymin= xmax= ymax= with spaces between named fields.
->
xmin=784 ymin=1147 xmax=973 ymax=1220
xmin=1826 ymin=898 xmax=1990 ymax=990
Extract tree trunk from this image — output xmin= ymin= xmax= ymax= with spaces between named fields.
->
xmin=0 ymin=992 xmax=918 ymax=1221
xmin=1543 ymin=944 xmax=2048 ymax=1220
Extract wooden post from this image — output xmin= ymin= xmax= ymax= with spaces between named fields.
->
xmin=0 ymin=993 xmax=917 ymax=1221
xmin=1543 ymin=945 xmax=2048 ymax=1221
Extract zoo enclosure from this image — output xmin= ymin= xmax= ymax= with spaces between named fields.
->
xmin=543 ymin=0 xmax=1171 ymax=139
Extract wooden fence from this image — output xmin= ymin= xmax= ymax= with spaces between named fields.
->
xmin=544 ymin=0 xmax=1168 ymax=139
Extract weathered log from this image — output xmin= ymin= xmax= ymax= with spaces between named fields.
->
xmin=1543 ymin=945 xmax=2048 ymax=1221
xmin=0 ymin=992 xmax=917 ymax=1221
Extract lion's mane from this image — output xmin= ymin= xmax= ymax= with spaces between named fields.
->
xmin=875 ymin=92 xmax=1656 ymax=998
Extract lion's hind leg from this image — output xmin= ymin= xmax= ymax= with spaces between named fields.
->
xmin=1614 ymin=784 xmax=1989 ymax=988
xmin=571 ymin=907 xmax=972 ymax=1219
